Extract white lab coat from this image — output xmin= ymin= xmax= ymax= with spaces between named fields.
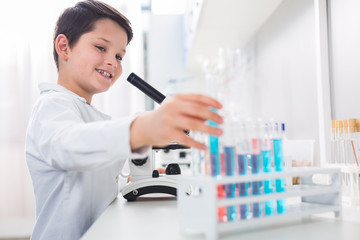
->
xmin=25 ymin=83 xmax=149 ymax=240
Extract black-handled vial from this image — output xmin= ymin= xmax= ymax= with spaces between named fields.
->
xmin=127 ymin=73 xmax=166 ymax=104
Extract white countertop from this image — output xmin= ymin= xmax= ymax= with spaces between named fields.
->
xmin=81 ymin=194 xmax=360 ymax=240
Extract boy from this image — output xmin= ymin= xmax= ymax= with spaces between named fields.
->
xmin=25 ymin=0 xmax=223 ymax=239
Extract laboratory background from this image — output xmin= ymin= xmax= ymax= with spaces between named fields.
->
xmin=1 ymin=0 xmax=360 ymax=239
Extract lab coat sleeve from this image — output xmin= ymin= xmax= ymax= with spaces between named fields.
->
xmin=29 ymin=95 xmax=150 ymax=171
xmin=118 ymin=175 xmax=128 ymax=192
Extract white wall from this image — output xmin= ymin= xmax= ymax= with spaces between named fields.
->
xmin=252 ymin=0 xmax=320 ymax=163
xmin=328 ymin=0 xmax=360 ymax=119
xmin=147 ymin=14 xmax=186 ymax=92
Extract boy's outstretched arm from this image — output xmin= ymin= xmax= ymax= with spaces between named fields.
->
xmin=129 ymin=94 xmax=223 ymax=150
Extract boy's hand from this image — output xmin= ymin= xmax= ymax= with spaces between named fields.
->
xmin=130 ymin=94 xmax=223 ymax=150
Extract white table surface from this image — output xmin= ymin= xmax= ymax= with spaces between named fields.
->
xmin=81 ymin=193 xmax=360 ymax=240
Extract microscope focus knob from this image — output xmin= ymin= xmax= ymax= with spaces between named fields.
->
xmin=152 ymin=170 xmax=159 ymax=178
xmin=131 ymin=156 xmax=148 ymax=166
xmin=165 ymin=163 xmax=181 ymax=175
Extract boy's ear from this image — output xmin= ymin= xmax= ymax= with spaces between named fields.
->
xmin=55 ymin=34 xmax=70 ymax=61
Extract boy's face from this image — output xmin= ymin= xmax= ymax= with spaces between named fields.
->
xmin=64 ymin=18 xmax=128 ymax=99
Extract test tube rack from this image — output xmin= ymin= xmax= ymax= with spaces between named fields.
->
xmin=177 ymin=167 xmax=341 ymax=240
xmin=325 ymin=164 xmax=360 ymax=206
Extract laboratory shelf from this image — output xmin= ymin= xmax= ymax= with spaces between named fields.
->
xmin=184 ymin=0 xmax=284 ymax=70
xmin=177 ymin=167 xmax=341 ymax=240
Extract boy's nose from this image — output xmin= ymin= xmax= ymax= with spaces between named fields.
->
xmin=105 ymin=56 xmax=117 ymax=68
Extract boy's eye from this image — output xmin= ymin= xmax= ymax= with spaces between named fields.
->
xmin=116 ymin=55 xmax=122 ymax=61
xmin=96 ymin=46 xmax=105 ymax=52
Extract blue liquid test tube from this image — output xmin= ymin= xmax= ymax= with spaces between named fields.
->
xmin=250 ymin=150 xmax=262 ymax=217
xmin=237 ymin=139 xmax=250 ymax=220
xmin=262 ymin=149 xmax=274 ymax=216
xmin=208 ymin=109 xmax=226 ymax=221
xmin=204 ymin=62 xmax=226 ymax=221
xmin=209 ymin=117 xmax=221 ymax=177
xmin=246 ymin=119 xmax=262 ymax=218
xmin=224 ymin=146 xmax=237 ymax=221
xmin=237 ymin=154 xmax=250 ymax=219
xmin=236 ymin=120 xmax=250 ymax=220
xmin=223 ymin=115 xmax=237 ymax=222
xmin=273 ymin=123 xmax=286 ymax=214
xmin=261 ymin=123 xmax=274 ymax=216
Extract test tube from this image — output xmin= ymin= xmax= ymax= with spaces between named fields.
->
xmin=236 ymin=120 xmax=250 ymax=220
xmin=223 ymin=115 xmax=237 ymax=221
xmin=337 ymin=120 xmax=346 ymax=164
xmin=209 ymin=115 xmax=221 ymax=177
xmin=248 ymin=119 xmax=262 ymax=218
xmin=335 ymin=120 xmax=342 ymax=164
xmin=261 ymin=122 xmax=274 ymax=216
xmin=208 ymin=109 xmax=227 ymax=222
xmin=203 ymin=62 xmax=226 ymax=222
xmin=348 ymin=119 xmax=359 ymax=166
xmin=273 ymin=122 xmax=286 ymax=214
xmin=330 ymin=120 xmax=336 ymax=164
xmin=190 ymin=132 xmax=206 ymax=176
xmin=344 ymin=120 xmax=351 ymax=165
xmin=355 ymin=119 xmax=360 ymax=165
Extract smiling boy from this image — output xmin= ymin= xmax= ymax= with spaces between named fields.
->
xmin=55 ymin=17 xmax=127 ymax=104
xmin=25 ymin=1 xmax=222 ymax=239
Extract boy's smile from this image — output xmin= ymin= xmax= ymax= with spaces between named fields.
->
xmin=57 ymin=18 xmax=128 ymax=104
xmin=96 ymin=69 xmax=113 ymax=79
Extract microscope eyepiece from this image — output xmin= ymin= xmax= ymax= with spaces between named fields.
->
xmin=127 ymin=73 xmax=166 ymax=104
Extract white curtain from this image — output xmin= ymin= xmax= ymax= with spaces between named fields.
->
xmin=0 ymin=0 xmax=145 ymax=226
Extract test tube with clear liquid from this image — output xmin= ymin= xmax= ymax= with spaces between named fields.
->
xmin=344 ymin=119 xmax=351 ymax=165
xmin=347 ymin=119 xmax=360 ymax=202
xmin=190 ymin=131 xmax=207 ymax=176
xmin=331 ymin=120 xmax=337 ymax=164
xmin=356 ymin=120 xmax=360 ymax=165
xmin=337 ymin=120 xmax=346 ymax=164
xmin=347 ymin=119 xmax=359 ymax=166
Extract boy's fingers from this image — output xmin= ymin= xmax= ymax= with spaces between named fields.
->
xmin=173 ymin=116 xmax=222 ymax=136
xmin=183 ymin=103 xmax=223 ymax=124
xmin=174 ymin=94 xmax=222 ymax=109
xmin=176 ymin=133 xmax=207 ymax=150
xmin=170 ymin=100 xmax=223 ymax=125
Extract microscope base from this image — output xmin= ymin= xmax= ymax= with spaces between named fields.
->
xmin=122 ymin=177 xmax=178 ymax=201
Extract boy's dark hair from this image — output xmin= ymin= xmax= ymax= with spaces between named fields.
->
xmin=53 ymin=0 xmax=133 ymax=70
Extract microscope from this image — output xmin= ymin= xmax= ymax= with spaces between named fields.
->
xmin=121 ymin=73 xmax=190 ymax=201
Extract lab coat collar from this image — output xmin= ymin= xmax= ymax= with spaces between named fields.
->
xmin=39 ymin=82 xmax=87 ymax=103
